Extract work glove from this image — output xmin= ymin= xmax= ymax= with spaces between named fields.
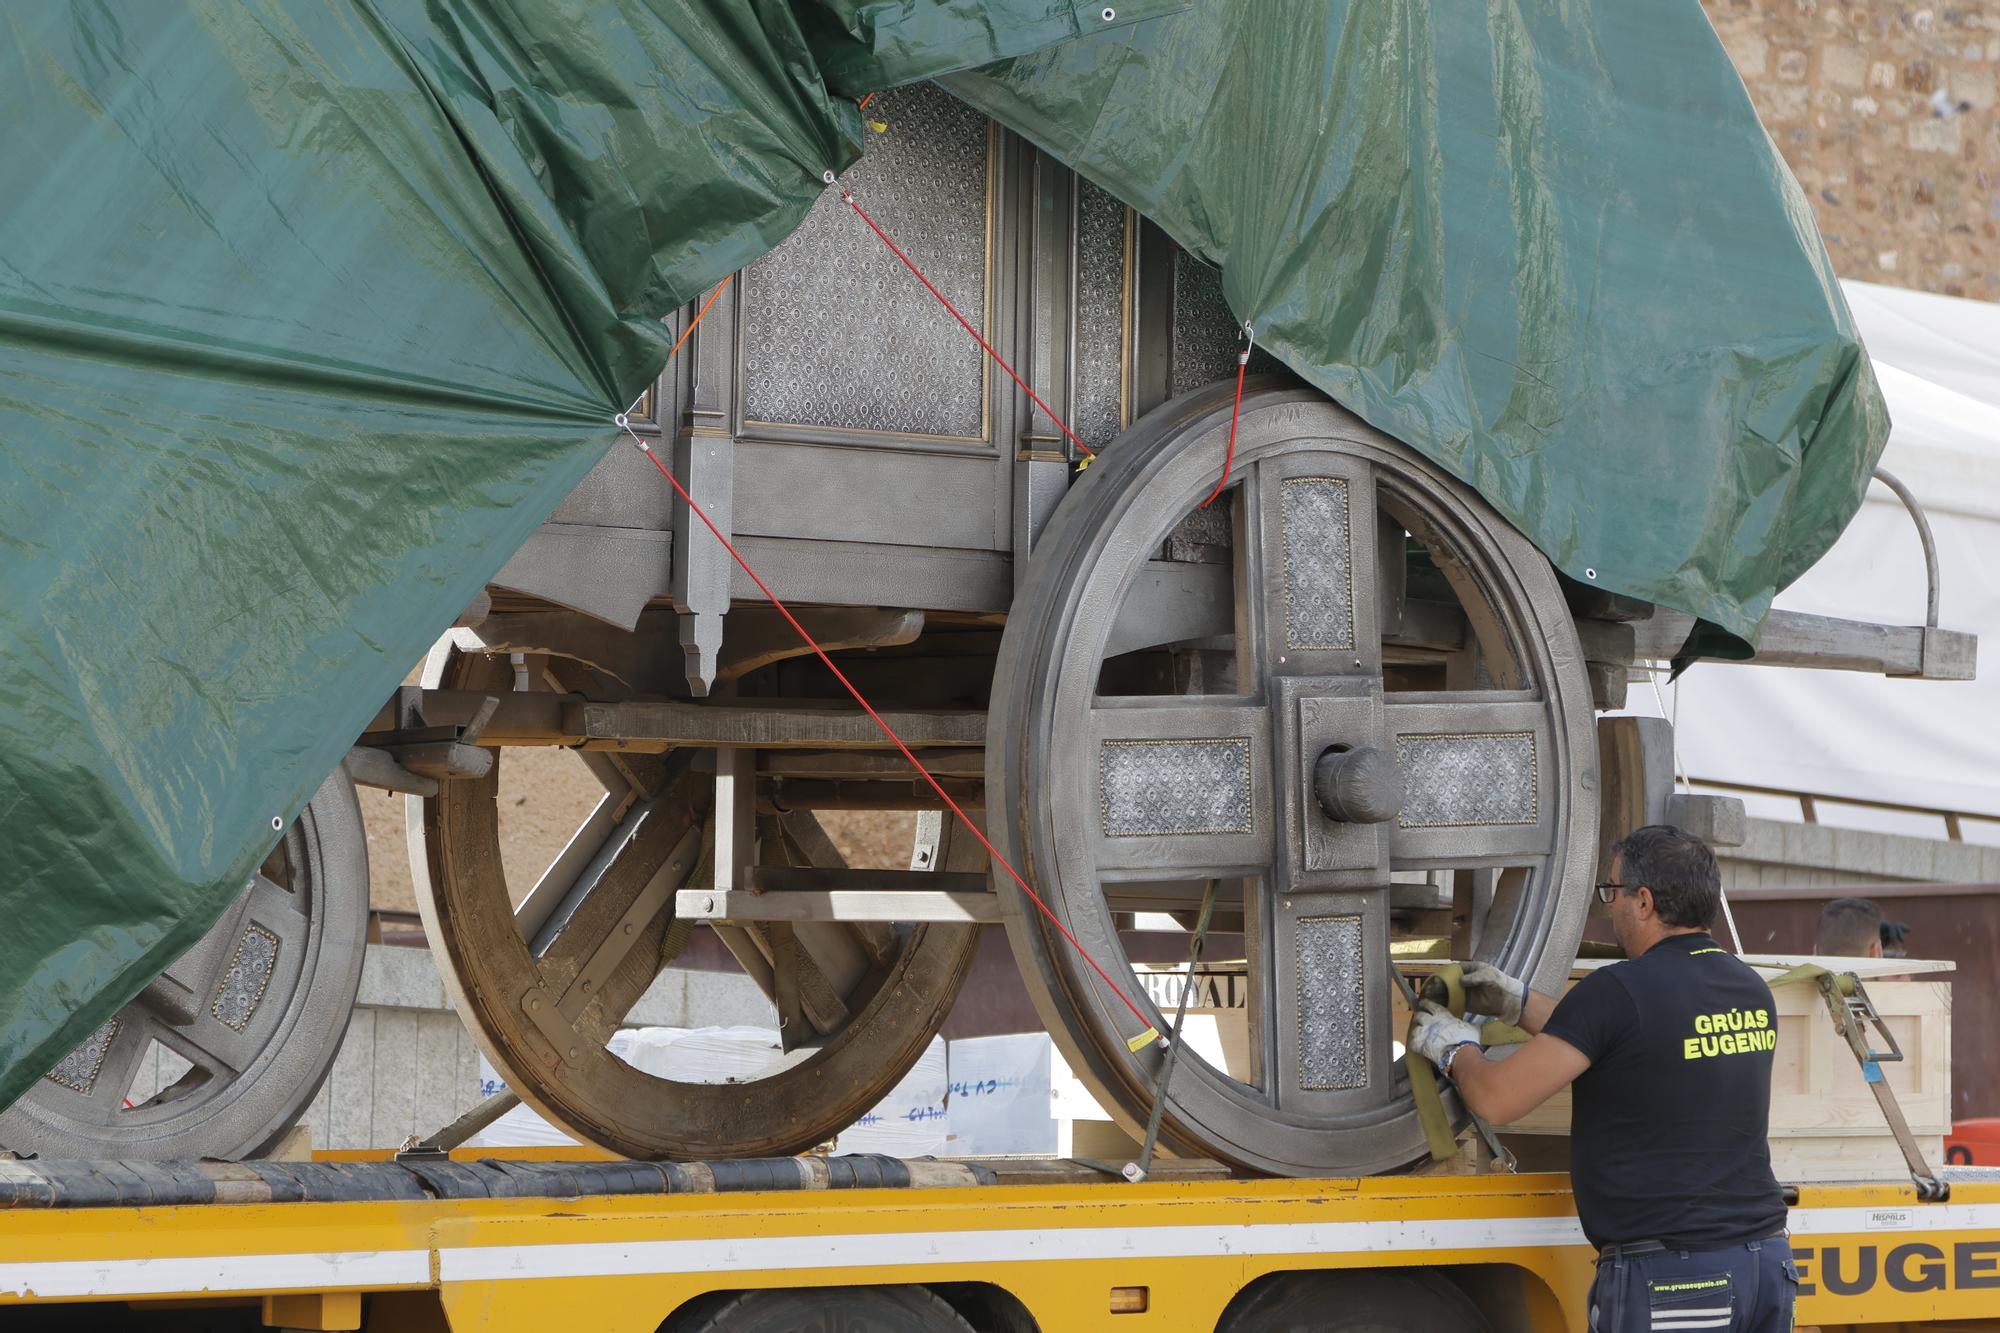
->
xmin=1458 ymin=962 xmax=1527 ymax=1026
xmin=1408 ymin=1000 xmax=1482 ymax=1071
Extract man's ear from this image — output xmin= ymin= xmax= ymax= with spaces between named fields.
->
xmin=1868 ymin=939 xmax=1884 ymax=959
xmin=1635 ymin=886 xmax=1655 ymax=917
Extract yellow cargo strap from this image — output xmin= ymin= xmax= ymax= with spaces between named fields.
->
xmin=1399 ymin=964 xmax=1529 ymax=1164
xmin=1761 ymin=962 xmax=1945 ymax=1200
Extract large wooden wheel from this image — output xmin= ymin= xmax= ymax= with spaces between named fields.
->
xmin=412 ymin=640 xmax=980 ymax=1159
xmin=0 ymin=773 xmax=368 ymax=1159
xmin=987 ymin=383 xmax=1598 ymax=1175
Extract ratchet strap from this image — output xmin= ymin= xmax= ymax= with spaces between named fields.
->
xmin=1762 ymin=963 xmax=1946 ymax=1200
xmin=1402 ymin=963 xmax=1530 ymax=1163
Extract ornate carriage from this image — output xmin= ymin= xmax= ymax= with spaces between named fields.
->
xmin=8 ymin=81 xmax=1968 ymax=1175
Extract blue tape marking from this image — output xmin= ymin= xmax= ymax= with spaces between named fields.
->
xmin=1863 ymin=1060 xmax=1885 ymax=1084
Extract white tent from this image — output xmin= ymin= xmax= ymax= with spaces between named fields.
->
xmin=1630 ymin=280 xmax=2000 ymax=844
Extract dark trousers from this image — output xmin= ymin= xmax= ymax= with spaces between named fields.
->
xmin=1589 ymin=1237 xmax=1797 ymax=1332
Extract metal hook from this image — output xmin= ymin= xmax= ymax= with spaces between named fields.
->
xmin=1871 ymin=466 xmax=1941 ymax=629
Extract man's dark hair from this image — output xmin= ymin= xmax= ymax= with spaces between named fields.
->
xmin=1817 ymin=897 xmax=1885 ymax=956
xmin=1881 ymin=919 xmax=1911 ymax=960
xmin=1611 ymin=825 xmax=1721 ymax=929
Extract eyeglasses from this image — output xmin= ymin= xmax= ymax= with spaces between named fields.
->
xmin=1594 ymin=881 xmax=1631 ymax=905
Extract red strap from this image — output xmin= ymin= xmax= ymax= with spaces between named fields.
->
xmin=1199 ymin=340 xmax=1252 ymax=509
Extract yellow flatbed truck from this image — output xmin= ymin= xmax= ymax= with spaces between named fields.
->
xmin=3 ymin=1154 xmax=1999 ymax=1331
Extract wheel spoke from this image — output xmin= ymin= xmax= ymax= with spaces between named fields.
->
xmin=245 ymin=871 xmax=310 ymax=931
xmin=515 ymin=764 xmax=639 ymax=943
xmin=1384 ymin=693 xmax=1559 ymax=864
xmin=1089 ymin=697 xmax=1272 ymax=879
xmin=527 ymin=792 xmax=672 ymax=961
xmin=42 ymin=1010 xmax=153 ymax=1110
xmin=143 ymin=886 xmax=257 ymax=1025
xmin=153 ymin=1006 xmax=256 ymax=1081
xmin=538 ymin=816 xmax=702 ymax=1032
xmin=1248 ymin=456 xmax=1383 ymax=680
xmin=1246 ymin=881 xmax=1395 ymax=1111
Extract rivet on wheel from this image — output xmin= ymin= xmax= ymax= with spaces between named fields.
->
xmin=525 ymin=995 xmax=540 ymax=1010
xmin=580 ymin=980 xmax=592 ymax=994
xmin=623 ymin=921 xmax=636 ymax=935
xmin=567 ymin=1047 xmax=580 ymax=1062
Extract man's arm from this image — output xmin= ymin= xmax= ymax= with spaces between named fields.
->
xmin=1517 ymin=988 xmax=1558 ymax=1035
xmin=1449 ymin=1033 xmax=1589 ymax=1125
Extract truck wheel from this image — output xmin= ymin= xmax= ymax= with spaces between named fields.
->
xmin=679 ymin=1286 xmax=977 ymax=1333
xmin=1217 ymin=1270 xmax=1495 ymax=1332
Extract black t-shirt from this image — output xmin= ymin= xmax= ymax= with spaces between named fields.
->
xmin=1541 ymin=932 xmax=1787 ymax=1250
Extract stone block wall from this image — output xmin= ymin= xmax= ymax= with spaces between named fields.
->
xmin=1702 ymin=1 xmax=2000 ymax=299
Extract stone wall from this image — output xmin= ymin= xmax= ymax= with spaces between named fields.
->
xmin=1702 ymin=1 xmax=2000 ymax=299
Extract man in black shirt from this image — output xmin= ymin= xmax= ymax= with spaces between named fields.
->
xmin=1410 ymin=825 xmax=1795 ymax=1331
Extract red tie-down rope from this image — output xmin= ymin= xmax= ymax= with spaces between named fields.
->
xmin=833 ymin=176 xmax=1096 ymax=460
xmin=1198 ymin=325 xmax=1254 ymax=509
xmin=622 ymin=220 xmax=1164 ymax=1051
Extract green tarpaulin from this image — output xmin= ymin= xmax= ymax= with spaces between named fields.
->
xmin=0 ymin=1 xmax=1883 ymax=1112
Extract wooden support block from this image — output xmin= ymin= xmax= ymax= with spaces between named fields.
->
xmin=262 ymin=1291 xmax=361 ymax=1332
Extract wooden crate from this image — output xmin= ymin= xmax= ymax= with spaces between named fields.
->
xmin=1493 ymin=973 xmax=1949 ymax=1182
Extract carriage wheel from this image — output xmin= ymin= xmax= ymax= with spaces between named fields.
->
xmin=413 ymin=641 xmax=980 ymax=1159
xmin=987 ymin=383 xmax=1598 ymax=1174
xmin=0 ymin=772 xmax=368 ymax=1159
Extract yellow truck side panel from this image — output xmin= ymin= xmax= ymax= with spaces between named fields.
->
xmin=3 ymin=1174 xmax=1998 ymax=1330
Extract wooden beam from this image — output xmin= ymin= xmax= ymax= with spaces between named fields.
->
xmin=676 ymin=889 xmax=1000 ymax=924
xmin=1633 ymin=610 xmax=1975 ymax=679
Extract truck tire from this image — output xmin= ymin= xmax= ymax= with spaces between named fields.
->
xmin=679 ymin=1287 xmax=977 ymax=1333
xmin=1216 ymin=1270 xmax=1495 ymax=1332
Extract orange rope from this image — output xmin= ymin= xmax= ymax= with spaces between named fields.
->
xmin=664 ymin=274 xmax=732 ymax=365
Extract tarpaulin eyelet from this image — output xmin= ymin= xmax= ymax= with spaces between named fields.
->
xmin=1102 ymin=7 xmax=1117 ymax=20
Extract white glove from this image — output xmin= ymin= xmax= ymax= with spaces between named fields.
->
xmin=1409 ymin=999 xmax=1482 ymax=1071
xmin=1458 ymin=962 xmax=1527 ymax=1026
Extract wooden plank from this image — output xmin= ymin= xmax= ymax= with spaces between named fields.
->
xmin=677 ymin=889 xmax=1001 ymax=924
xmin=575 ymin=699 xmax=986 ymax=750
xmin=1634 ymin=609 xmax=1976 ymax=680
xmin=747 ymin=866 xmax=989 ymax=895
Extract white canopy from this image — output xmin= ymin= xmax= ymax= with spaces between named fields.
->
xmin=1631 ymin=280 xmax=2000 ymax=842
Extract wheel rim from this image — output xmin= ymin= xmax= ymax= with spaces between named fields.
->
xmin=414 ymin=641 xmax=980 ymax=1159
xmin=988 ymin=383 xmax=1596 ymax=1174
xmin=0 ymin=772 xmax=368 ymax=1159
